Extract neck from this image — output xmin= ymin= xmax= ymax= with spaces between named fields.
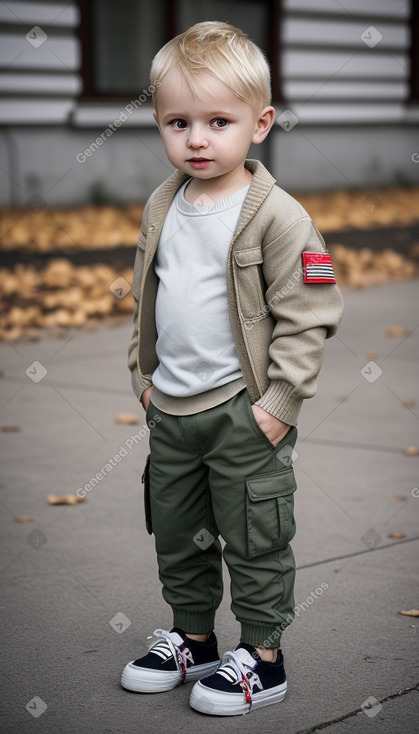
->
xmin=184 ymin=165 xmax=252 ymax=204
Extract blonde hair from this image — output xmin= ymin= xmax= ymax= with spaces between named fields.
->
xmin=151 ymin=21 xmax=271 ymax=110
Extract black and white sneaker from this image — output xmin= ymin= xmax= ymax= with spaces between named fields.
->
xmin=121 ymin=628 xmax=221 ymax=693
xmin=190 ymin=643 xmax=287 ymax=716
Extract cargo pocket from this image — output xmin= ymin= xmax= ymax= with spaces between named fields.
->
xmin=245 ymin=468 xmax=296 ymax=558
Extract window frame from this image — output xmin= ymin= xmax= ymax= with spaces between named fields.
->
xmin=76 ymin=0 xmax=283 ymax=104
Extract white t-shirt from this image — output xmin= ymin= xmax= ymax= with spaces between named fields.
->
xmin=153 ymin=180 xmax=250 ymax=398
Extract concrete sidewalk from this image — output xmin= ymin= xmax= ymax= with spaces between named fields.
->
xmin=0 ymin=279 xmax=418 ymax=734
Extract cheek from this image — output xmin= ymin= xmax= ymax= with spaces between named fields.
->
xmin=220 ymin=138 xmax=245 ymax=157
xmin=162 ymin=134 xmax=181 ymax=152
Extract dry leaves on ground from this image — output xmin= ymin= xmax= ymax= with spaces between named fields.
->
xmin=330 ymin=245 xmax=417 ymax=288
xmin=2 ymin=245 xmax=417 ymax=340
xmin=0 ymin=204 xmax=144 ymax=252
xmin=1 ymin=187 xmax=418 ymax=340
xmin=14 ymin=516 xmax=34 ymax=523
xmin=385 ymin=325 xmax=413 ymax=338
xmin=296 ymin=187 xmax=419 ymax=232
xmin=47 ymin=494 xmax=86 ymax=505
xmin=403 ymin=446 xmax=419 ymax=456
xmin=398 ymin=609 xmax=419 ymax=617
xmin=1 ymin=188 xmax=418 ymax=252
xmin=115 ymin=413 xmax=139 ymax=425
xmin=0 ymin=261 xmax=134 ymax=340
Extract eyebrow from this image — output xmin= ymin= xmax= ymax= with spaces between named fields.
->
xmin=161 ymin=113 xmax=184 ymax=122
xmin=161 ymin=111 xmax=235 ymax=123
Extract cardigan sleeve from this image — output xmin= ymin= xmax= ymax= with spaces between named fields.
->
xmin=255 ymin=215 xmax=344 ymax=425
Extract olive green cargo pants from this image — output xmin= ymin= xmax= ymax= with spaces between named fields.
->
xmin=146 ymin=388 xmax=297 ymax=648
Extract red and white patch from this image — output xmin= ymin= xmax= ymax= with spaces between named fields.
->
xmin=303 ymin=252 xmax=336 ymax=284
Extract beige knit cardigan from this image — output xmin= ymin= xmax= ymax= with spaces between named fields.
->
xmin=128 ymin=159 xmax=344 ymax=425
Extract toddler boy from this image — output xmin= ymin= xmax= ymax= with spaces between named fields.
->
xmin=122 ymin=21 xmax=343 ymax=716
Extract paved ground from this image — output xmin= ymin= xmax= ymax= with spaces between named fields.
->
xmin=0 ymin=279 xmax=418 ymax=733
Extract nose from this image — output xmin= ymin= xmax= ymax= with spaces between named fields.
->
xmin=187 ymin=124 xmax=209 ymax=150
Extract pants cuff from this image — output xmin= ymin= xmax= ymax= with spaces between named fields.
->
xmin=172 ymin=606 xmax=216 ymax=635
xmin=240 ymin=619 xmax=292 ymax=648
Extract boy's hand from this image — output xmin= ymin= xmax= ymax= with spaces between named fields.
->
xmin=141 ymin=386 xmax=154 ymax=413
xmin=251 ymin=405 xmax=290 ymax=447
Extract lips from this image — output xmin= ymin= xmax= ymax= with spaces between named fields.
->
xmin=187 ymin=158 xmax=212 ymax=169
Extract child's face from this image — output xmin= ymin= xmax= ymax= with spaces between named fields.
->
xmin=153 ymin=68 xmax=270 ymax=191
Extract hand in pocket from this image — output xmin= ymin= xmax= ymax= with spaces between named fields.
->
xmin=141 ymin=385 xmax=154 ymax=413
xmin=251 ymin=404 xmax=290 ymax=447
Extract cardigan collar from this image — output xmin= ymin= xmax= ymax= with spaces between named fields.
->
xmin=145 ymin=159 xmax=276 ymax=259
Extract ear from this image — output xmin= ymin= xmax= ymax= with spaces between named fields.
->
xmin=252 ymin=106 xmax=276 ymax=144
xmin=153 ymin=110 xmax=160 ymax=131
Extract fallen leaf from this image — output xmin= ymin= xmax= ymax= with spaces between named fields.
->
xmin=403 ymin=446 xmax=419 ymax=456
xmin=387 ymin=531 xmax=406 ymax=539
xmin=14 ymin=516 xmax=34 ymax=523
xmin=402 ymin=398 xmax=416 ymax=408
xmin=115 ymin=413 xmax=139 ymax=425
xmin=386 ymin=325 xmax=412 ymax=338
xmin=393 ymin=495 xmax=407 ymax=501
xmin=47 ymin=494 xmax=86 ymax=505
xmin=398 ymin=609 xmax=419 ymax=617
xmin=365 ymin=349 xmax=379 ymax=359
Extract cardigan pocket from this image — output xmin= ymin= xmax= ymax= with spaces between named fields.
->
xmin=245 ymin=468 xmax=297 ymax=558
xmin=233 ymin=247 xmax=267 ymax=321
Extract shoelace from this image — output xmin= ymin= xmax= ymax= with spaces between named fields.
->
xmin=217 ymin=650 xmax=256 ymax=709
xmin=148 ymin=629 xmax=194 ymax=682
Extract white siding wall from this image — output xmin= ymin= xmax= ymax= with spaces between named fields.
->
xmin=0 ymin=0 xmax=418 ymax=205
xmin=279 ymin=0 xmax=412 ymax=124
xmin=0 ymin=2 xmax=81 ymax=123
xmin=271 ymin=0 xmax=419 ymax=191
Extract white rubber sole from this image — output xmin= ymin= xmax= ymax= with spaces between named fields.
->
xmin=189 ymin=680 xmax=287 ymax=716
xmin=121 ymin=659 xmax=221 ymax=693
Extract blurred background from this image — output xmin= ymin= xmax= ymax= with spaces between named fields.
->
xmin=2 ymin=6 xmax=419 ymax=730
xmin=0 ymin=0 xmax=418 ymax=339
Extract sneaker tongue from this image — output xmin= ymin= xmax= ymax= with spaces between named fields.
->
xmin=168 ymin=630 xmax=185 ymax=646
xmin=234 ymin=644 xmax=260 ymax=668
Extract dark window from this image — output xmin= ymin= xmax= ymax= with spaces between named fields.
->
xmin=77 ymin=0 xmax=282 ymax=101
